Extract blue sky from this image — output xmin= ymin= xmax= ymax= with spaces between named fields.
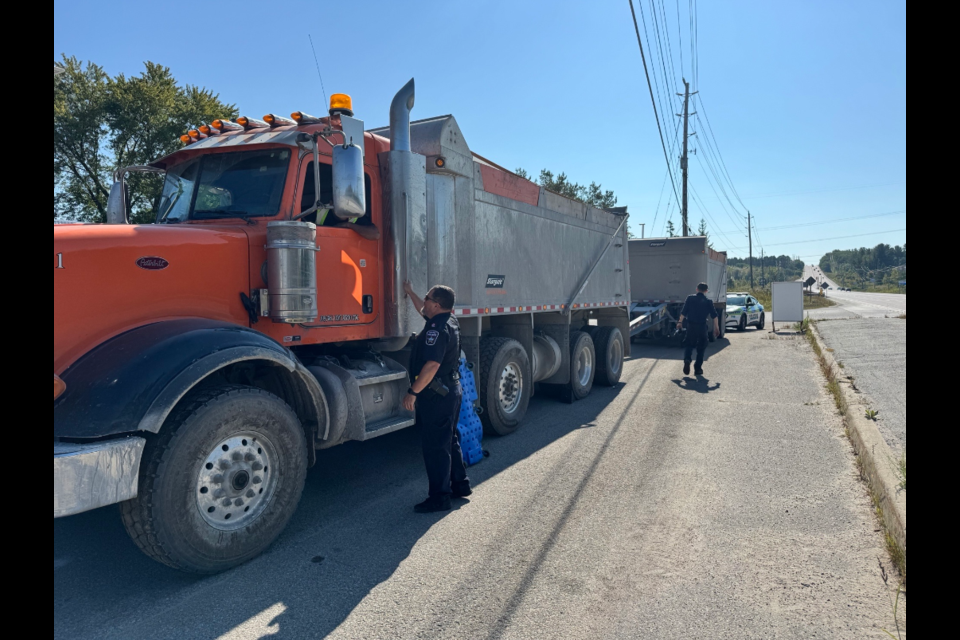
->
xmin=54 ymin=0 xmax=906 ymax=261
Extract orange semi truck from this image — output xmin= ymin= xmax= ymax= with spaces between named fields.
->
xmin=54 ymin=80 xmax=632 ymax=573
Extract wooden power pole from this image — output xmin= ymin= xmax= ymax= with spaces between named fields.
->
xmin=679 ymin=79 xmax=697 ymax=237
xmin=748 ymin=211 xmax=755 ymax=289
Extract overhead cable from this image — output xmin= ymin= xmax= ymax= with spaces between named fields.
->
xmin=629 ymin=0 xmax=682 ymax=205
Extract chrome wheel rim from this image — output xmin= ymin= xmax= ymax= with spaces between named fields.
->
xmin=577 ymin=347 xmax=594 ymax=387
xmin=196 ymin=433 xmax=278 ymax=531
xmin=498 ymin=363 xmax=524 ymax=415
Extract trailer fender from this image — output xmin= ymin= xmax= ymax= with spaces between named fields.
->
xmin=54 ymin=320 xmax=329 ymax=453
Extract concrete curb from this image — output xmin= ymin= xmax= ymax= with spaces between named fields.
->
xmin=810 ymin=322 xmax=906 ymax=561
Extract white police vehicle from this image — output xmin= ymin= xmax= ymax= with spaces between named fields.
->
xmin=726 ymin=293 xmax=766 ymax=331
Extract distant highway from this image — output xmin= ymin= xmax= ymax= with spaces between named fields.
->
xmin=801 ymin=265 xmax=906 ymax=320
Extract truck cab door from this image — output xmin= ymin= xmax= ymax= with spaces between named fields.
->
xmin=296 ymin=158 xmax=381 ymax=334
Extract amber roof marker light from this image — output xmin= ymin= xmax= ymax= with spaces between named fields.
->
xmin=263 ymin=114 xmax=297 ymax=127
xmin=54 ymin=375 xmax=66 ymax=401
xmin=291 ymin=111 xmax=323 ymax=125
xmin=237 ymin=116 xmax=270 ymax=130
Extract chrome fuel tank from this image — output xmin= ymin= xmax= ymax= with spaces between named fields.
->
xmin=266 ymin=221 xmax=319 ymax=324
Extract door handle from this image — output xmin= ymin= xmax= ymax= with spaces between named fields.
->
xmin=363 ymin=295 xmax=374 ymax=315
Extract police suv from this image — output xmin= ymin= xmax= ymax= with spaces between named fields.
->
xmin=726 ymin=293 xmax=766 ymax=331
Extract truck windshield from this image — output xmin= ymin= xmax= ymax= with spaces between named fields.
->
xmin=157 ymin=149 xmax=291 ymax=223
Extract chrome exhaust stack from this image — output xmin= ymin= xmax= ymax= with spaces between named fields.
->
xmin=389 ymin=79 xmax=415 ymax=153
xmin=380 ymin=79 xmax=427 ymax=346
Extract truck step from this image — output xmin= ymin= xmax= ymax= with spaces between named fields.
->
xmin=362 ymin=416 xmax=416 ymax=441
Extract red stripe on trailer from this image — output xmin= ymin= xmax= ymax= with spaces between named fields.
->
xmin=479 ymin=165 xmax=541 ymax=207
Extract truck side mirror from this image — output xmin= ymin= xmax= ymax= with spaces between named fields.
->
xmin=331 ymin=141 xmax=366 ymax=220
xmin=106 ymin=179 xmax=129 ymax=225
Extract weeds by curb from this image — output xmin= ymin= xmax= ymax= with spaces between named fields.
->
xmin=898 ymin=454 xmax=906 ymax=492
xmin=805 ymin=323 xmax=906 ymax=582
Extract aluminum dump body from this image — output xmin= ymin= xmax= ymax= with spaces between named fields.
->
xmin=371 ymin=117 xmax=630 ymax=317
xmin=629 ymin=237 xmax=727 ymax=305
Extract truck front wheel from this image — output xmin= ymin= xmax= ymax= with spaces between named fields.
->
xmin=479 ymin=338 xmax=532 ymax=436
xmin=120 ymin=385 xmax=308 ymax=574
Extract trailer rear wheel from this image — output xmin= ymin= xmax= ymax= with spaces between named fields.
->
xmin=479 ymin=338 xmax=532 ymax=436
xmin=592 ymin=327 xmax=625 ymax=387
xmin=120 ymin=385 xmax=308 ymax=574
xmin=566 ymin=331 xmax=597 ymax=402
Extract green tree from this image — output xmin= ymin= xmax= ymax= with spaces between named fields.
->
xmin=54 ymin=56 xmax=238 ymax=223
xmin=666 ymin=220 xmax=677 ymax=237
xmin=515 ymin=168 xmax=619 ymax=210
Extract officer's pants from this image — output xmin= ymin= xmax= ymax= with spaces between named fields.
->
xmin=418 ymin=383 xmax=469 ymax=498
xmin=683 ymin=323 xmax=709 ymax=369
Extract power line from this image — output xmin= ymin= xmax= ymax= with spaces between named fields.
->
xmin=695 ymin=209 xmax=907 ymax=237
xmin=758 ymin=210 xmax=906 ymax=231
xmin=694 ymin=141 xmax=748 ymax=232
xmin=695 ymin=96 xmax=749 ymax=213
xmin=694 ymin=124 xmax=748 ymax=218
xmin=741 ymin=181 xmax=907 ymax=200
xmin=675 ymin=0 xmax=685 ymax=77
xmin=726 ymin=228 xmax=907 ymax=252
xmin=629 ymin=0 xmax=682 ymax=205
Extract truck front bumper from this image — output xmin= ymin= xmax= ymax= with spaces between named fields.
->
xmin=54 ymin=438 xmax=146 ymax=518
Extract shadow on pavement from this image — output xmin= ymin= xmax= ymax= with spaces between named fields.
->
xmin=671 ymin=376 xmax=721 ymax=393
xmin=54 ymin=383 xmax=627 ymax=640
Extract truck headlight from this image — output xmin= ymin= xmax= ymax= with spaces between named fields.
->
xmin=54 ymin=375 xmax=66 ymax=401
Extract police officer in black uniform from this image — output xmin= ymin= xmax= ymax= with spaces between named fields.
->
xmin=678 ymin=282 xmax=721 ymax=377
xmin=403 ymin=282 xmax=472 ymax=514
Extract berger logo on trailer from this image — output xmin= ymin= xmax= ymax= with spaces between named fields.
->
xmin=486 ymin=275 xmax=506 ymax=289
xmin=649 ymin=242 xmax=667 ymax=248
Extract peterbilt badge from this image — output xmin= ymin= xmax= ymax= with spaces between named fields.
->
xmin=136 ymin=257 xmax=170 ymax=271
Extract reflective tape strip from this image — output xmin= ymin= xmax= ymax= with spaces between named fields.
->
xmin=454 ymin=301 xmax=628 ymax=317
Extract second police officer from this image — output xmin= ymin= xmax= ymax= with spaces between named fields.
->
xmin=402 ymin=281 xmax=472 ymax=514
xmin=677 ymin=282 xmax=721 ymax=377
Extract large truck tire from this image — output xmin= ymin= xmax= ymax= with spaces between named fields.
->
xmin=479 ymin=338 xmax=532 ymax=437
xmin=592 ymin=327 xmax=625 ymax=387
xmin=120 ymin=385 xmax=308 ymax=574
xmin=566 ymin=331 xmax=597 ymax=403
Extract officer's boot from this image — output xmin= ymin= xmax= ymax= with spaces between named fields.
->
xmin=683 ymin=361 xmax=691 ymax=376
xmin=414 ymin=496 xmax=452 ymax=514
xmin=452 ymin=481 xmax=473 ymax=499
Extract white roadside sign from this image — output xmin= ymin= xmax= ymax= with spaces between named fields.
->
xmin=772 ymin=281 xmax=804 ymax=328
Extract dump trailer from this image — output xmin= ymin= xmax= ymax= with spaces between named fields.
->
xmin=628 ymin=236 xmax=728 ymax=342
xmin=54 ymin=80 xmax=631 ymax=574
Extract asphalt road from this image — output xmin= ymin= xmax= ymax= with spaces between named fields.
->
xmin=54 ymin=331 xmax=902 ymax=640
xmin=800 ymin=265 xmax=907 ymax=320
xmin=817 ymin=319 xmax=907 ymax=453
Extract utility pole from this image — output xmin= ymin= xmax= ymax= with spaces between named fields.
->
xmin=761 ymin=250 xmax=765 ymax=287
xmin=678 ymin=79 xmax=697 ymax=237
xmin=748 ymin=211 xmax=754 ymax=289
